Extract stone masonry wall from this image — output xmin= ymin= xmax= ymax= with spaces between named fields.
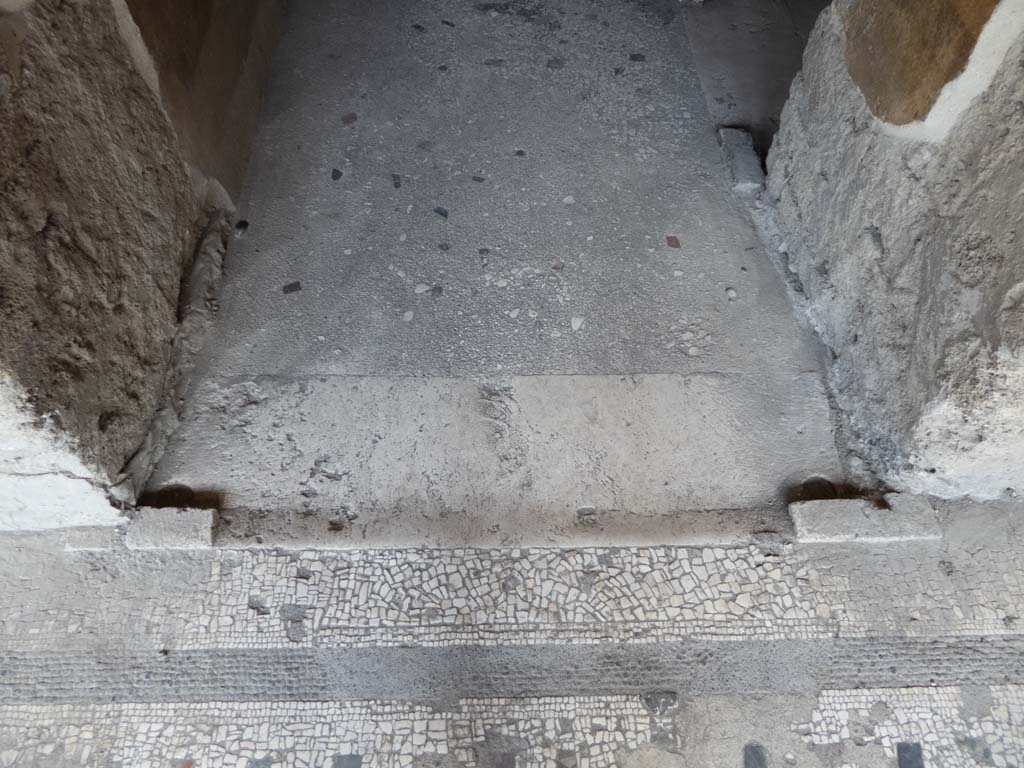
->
xmin=0 ymin=0 xmax=204 ymax=527
xmin=0 ymin=0 xmax=289 ymax=529
xmin=767 ymin=0 xmax=1024 ymax=498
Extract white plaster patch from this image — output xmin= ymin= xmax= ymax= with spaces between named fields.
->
xmin=0 ymin=376 xmax=122 ymax=530
xmin=899 ymin=349 xmax=1024 ymax=500
xmin=880 ymin=0 xmax=1024 ymax=143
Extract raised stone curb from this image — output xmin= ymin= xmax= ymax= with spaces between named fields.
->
xmin=790 ymin=498 xmax=941 ymax=543
xmin=125 ymin=507 xmax=215 ymax=549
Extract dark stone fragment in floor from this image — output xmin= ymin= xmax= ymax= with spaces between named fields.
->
xmin=614 ymin=66 xmax=624 ymax=75
xmin=247 ymin=595 xmax=270 ymax=615
xmin=392 ymin=173 xmax=402 ymax=188
xmin=149 ymin=0 xmax=845 ymax=523
xmin=331 ymin=168 xmax=342 ymax=180
xmin=666 ymin=235 xmax=680 ymax=248
xmin=280 ymin=604 xmax=307 ymax=622
xmin=959 ymin=685 xmax=994 ymax=719
xmin=743 ymin=743 xmax=768 ymax=768
xmin=430 ymin=285 xmax=444 ymax=297
xmin=476 ymin=734 xmax=529 ymax=768
xmin=957 ymin=735 xmax=994 ymax=766
xmin=412 ymin=23 xmax=426 ymax=31
xmin=281 ymin=603 xmax=308 ymax=642
xmin=630 ymin=52 xmax=646 ymax=62
xmin=642 ymin=690 xmax=678 ymax=715
xmin=438 ymin=242 xmax=450 ymax=251
xmin=283 ymin=281 xmax=302 ymax=294
xmin=897 ymin=742 xmax=924 ymax=768
xmin=434 ymin=206 xmax=449 ymax=219
xmin=441 ymin=19 xmax=456 ymax=27
xmin=751 ymin=530 xmax=789 ymax=556
xmin=547 ymin=57 xmax=565 ymax=69
xmin=575 ymin=506 xmax=597 ymax=526
xmin=341 ymin=112 xmax=358 ymax=125
xmin=484 ymin=58 xmax=506 ymax=66
xmin=474 ymin=1 xmax=542 ymax=21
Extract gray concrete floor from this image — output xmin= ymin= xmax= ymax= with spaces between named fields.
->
xmin=150 ymin=0 xmax=842 ymax=545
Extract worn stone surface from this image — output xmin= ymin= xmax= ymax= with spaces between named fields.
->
xmin=151 ymin=373 xmax=839 ymax=548
xmin=151 ymin=0 xmax=842 ymax=532
xmin=790 ymin=498 xmax=941 ymax=543
xmin=0 ymin=0 xmax=202 ymax=519
xmin=125 ymin=506 xmax=214 ymax=548
xmin=1 ymin=685 xmax=1021 ymax=768
xmin=767 ymin=1 xmax=1024 ymax=498
xmin=0 ymin=498 xmax=1023 ymax=764
xmin=1 ymin=497 xmax=1022 ymax=653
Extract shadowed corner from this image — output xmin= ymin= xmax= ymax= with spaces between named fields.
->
xmin=137 ymin=484 xmax=224 ymax=511
xmin=781 ymin=475 xmax=891 ymax=509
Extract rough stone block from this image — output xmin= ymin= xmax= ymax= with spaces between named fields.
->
xmin=790 ymin=498 xmax=941 ymax=543
xmin=717 ymin=127 xmax=765 ymax=195
xmin=126 ymin=507 xmax=213 ymax=549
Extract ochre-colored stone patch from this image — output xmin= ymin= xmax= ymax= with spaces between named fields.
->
xmin=844 ymin=0 xmax=999 ymax=124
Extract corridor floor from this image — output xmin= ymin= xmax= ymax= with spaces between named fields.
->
xmin=150 ymin=0 xmax=841 ymax=546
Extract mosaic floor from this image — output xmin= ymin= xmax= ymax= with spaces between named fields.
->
xmin=1 ymin=499 xmax=1023 ymax=766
